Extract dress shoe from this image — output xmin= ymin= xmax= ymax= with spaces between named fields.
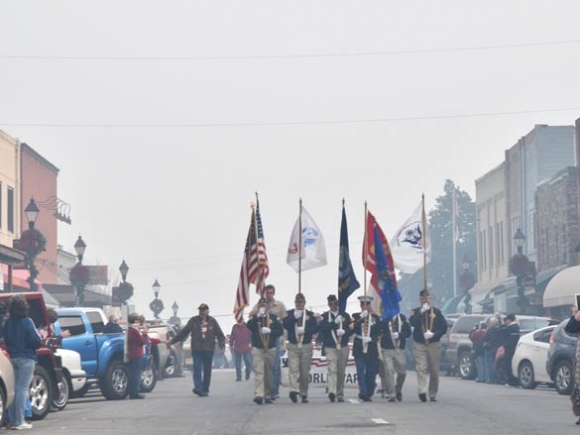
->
xmin=264 ymin=398 xmax=273 ymax=404
xmin=337 ymin=397 xmax=345 ymax=403
xmin=429 ymin=397 xmax=436 ymax=402
xmin=362 ymin=395 xmax=372 ymax=402
xmin=396 ymin=391 xmax=402 ymax=402
xmin=193 ymin=388 xmax=203 ymax=396
xmin=358 ymin=392 xmax=365 ymax=401
xmin=236 ymin=378 xmax=242 ymax=382
xmin=289 ymin=391 xmax=298 ymax=403
xmin=388 ymin=397 xmax=396 ymax=402
xmin=201 ymin=392 xmax=209 ymax=397
xmin=329 ymin=393 xmax=336 ymax=403
xmin=301 ymin=396 xmax=308 ymax=404
xmin=130 ymin=394 xmax=145 ymax=399
xmin=254 ymin=397 xmax=263 ymax=405
xmin=418 ymin=393 xmax=427 ymax=402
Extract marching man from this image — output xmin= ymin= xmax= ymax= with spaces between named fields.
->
xmin=319 ymin=294 xmax=351 ymax=403
xmin=350 ymin=295 xmax=381 ymax=402
xmin=283 ymin=293 xmax=319 ymax=404
xmin=379 ymin=312 xmax=412 ymax=402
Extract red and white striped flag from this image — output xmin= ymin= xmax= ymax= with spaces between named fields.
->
xmin=234 ymin=199 xmax=269 ymax=321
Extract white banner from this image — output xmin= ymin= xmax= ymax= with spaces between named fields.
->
xmin=390 ymin=202 xmax=431 ymax=273
xmin=287 ymin=206 xmax=327 ymax=272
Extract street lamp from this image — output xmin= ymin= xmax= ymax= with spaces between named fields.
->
xmin=459 ymin=254 xmax=475 ymax=314
xmin=149 ymin=279 xmax=164 ymax=319
xmin=119 ymin=260 xmax=129 ymax=282
xmin=70 ymin=235 xmax=89 ymax=307
xmin=172 ymin=301 xmax=179 ymax=317
xmin=511 ymin=229 xmax=529 ymax=313
xmin=113 ymin=260 xmax=133 ymax=315
xmin=14 ymin=198 xmax=47 ymax=292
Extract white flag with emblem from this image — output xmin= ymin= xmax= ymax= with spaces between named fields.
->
xmin=287 ymin=206 xmax=327 ymax=272
xmin=390 ymin=202 xmax=431 ymax=274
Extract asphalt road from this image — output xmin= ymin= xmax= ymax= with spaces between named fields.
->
xmin=31 ymin=370 xmax=576 ymax=435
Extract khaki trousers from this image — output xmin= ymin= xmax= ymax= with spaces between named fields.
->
xmin=325 ymin=346 xmax=350 ymax=398
xmin=382 ymin=348 xmax=407 ymax=396
xmin=252 ymin=347 xmax=276 ymax=399
xmin=413 ymin=341 xmax=441 ymax=399
xmin=287 ymin=342 xmax=313 ymax=396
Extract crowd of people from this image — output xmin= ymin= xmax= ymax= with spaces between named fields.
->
xmin=171 ymin=285 xmax=449 ymax=405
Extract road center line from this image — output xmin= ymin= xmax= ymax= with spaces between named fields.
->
xmin=372 ymin=418 xmax=389 ymax=425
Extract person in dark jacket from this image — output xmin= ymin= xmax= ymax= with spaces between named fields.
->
xmin=247 ymin=297 xmax=283 ymax=405
xmin=499 ymin=313 xmax=520 ymax=386
xmin=409 ymin=289 xmax=448 ymax=402
xmin=170 ymin=303 xmax=225 ymax=397
xmin=469 ymin=321 xmax=487 ymax=383
xmin=3 ymin=295 xmax=41 ymax=430
xmin=103 ymin=314 xmax=123 ymax=334
xmin=319 ymin=294 xmax=351 ymax=403
xmin=283 ymin=293 xmax=319 ymax=404
xmin=380 ymin=312 xmax=412 ymax=402
xmin=482 ymin=316 xmax=501 ymax=383
xmin=350 ymin=295 xmax=381 ymax=402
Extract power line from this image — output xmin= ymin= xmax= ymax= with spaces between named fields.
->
xmin=1 ymin=39 xmax=579 ymax=61
xmin=2 ymin=106 xmax=579 ymax=128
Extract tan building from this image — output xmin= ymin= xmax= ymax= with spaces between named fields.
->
xmin=0 ymin=130 xmax=22 ymax=247
xmin=470 ymin=163 xmax=510 ymax=312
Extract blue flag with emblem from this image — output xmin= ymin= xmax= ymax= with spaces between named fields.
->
xmin=374 ymin=225 xmax=402 ymax=320
xmin=338 ymin=204 xmax=360 ymax=314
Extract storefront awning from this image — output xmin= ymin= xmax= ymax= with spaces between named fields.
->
xmin=543 ymin=265 xmax=580 ymax=308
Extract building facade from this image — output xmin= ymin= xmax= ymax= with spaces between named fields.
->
xmin=0 ymin=131 xmax=22 ymax=247
xmin=20 ymin=143 xmax=59 ymax=285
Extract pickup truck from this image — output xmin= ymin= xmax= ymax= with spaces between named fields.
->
xmin=0 ymin=292 xmax=65 ymax=420
xmin=55 ymin=307 xmax=156 ymax=400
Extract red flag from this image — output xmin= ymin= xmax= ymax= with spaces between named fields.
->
xmin=234 ymin=201 xmax=269 ymax=321
xmin=362 ymin=210 xmax=397 ymax=296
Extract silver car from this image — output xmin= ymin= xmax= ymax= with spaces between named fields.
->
xmin=0 ymin=347 xmax=15 ymax=426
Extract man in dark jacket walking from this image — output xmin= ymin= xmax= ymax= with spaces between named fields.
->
xmin=380 ymin=312 xmax=412 ymax=402
xmin=500 ymin=313 xmax=520 ymax=386
xmin=170 ymin=303 xmax=225 ymax=397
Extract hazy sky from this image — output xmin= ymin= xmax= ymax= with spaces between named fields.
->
xmin=1 ymin=1 xmax=580 ymax=332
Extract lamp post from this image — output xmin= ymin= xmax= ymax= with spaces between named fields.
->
xmin=459 ymin=254 xmax=475 ymax=314
xmin=113 ymin=260 xmax=134 ymax=316
xmin=18 ymin=198 xmax=46 ymax=292
xmin=169 ymin=301 xmax=180 ymax=326
xmin=510 ymin=228 xmax=529 ymax=313
xmin=149 ymin=279 xmax=164 ymax=319
xmin=70 ymin=235 xmax=89 ymax=307
xmin=172 ymin=301 xmax=179 ymax=317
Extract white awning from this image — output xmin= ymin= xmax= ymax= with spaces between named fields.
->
xmin=543 ymin=265 xmax=580 ymax=308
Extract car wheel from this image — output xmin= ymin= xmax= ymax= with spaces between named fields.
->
xmin=458 ymin=351 xmax=476 ymax=380
xmin=100 ymin=359 xmax=129 ymax=400
xmin=51 ymin=374 xmax=70 ymax=411
xmin=140 ymin=361 xmax=158 ymax=393
xmin=518 ymin=361 xmax=537 ymax=389
xmin=555 ymin=360 xmax=573 ymax=395
xmin=0 ymin=383 xmax=6 ymax=427
xmin=29 ymin=365 xmax=52 ymax=420
xmin=163 ymin=351 xmax=176 ymax=378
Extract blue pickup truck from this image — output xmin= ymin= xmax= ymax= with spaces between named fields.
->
xmin=55 ymin=307 xmax=154 ymax=400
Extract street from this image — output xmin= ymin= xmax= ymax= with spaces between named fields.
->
xmin=31 ymin=370 xmax=575 ymax=435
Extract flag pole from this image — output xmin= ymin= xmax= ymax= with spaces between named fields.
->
xmin=298 ymin=198 xmax=302 ymax=294
xmin=452 ymin=188 xmax=457 ymax=298
xmin=364 ymin=201 xmax=368 ymax=300
xmin=422 ymin=194 xmax=428 ymax=291
xmin=254 ymin=192 xmax=262 ymax=296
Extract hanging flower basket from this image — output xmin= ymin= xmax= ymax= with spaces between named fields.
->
xmin=118 ymin=282 xmax=134 ymax=303
xmin=69 ymin=264 xmax=90 ymax=287
xmin=14 ymin=229 xmax=47 ymax=257
xmin=509 ymin=254 xmax=530 ymax=275
xmin=149 ymin=299 xmax=164 ymax=315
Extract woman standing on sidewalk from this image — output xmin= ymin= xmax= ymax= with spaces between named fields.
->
xmin=3 ymin=295 xmax=41 ymax=430
xmin=565 ymin=308 xmax=580 ymax=425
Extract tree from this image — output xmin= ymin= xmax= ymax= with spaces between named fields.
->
xmin=397 ymin=180 xmax=477 ymax=311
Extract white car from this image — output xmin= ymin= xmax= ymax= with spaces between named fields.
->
xmin=0 ymin=348 xmax=15 ymax=426
xmin=52 ymin=348 xmax=86 ymax=410
xmin=512 ymin=325 xmax=556 ymax=389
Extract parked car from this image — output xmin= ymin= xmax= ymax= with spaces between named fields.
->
xmin=0 ymin=292 xmax=65 ymax=420
xmin=511 ymin=325 xmax=555 ymax=389
xmin=145 ymin=320 xmax=172 ymax=379
xmin=0 ymin=347 xmax=15 ymax=427
xmin=546 ymin=318 xmax=576 ymax=395
xmin=52 ymin=348 xmax=86 ymax=411
xmin=446 ymin=313 xmax=552 ymax=380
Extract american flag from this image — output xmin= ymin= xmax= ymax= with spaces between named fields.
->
xmin=234 ymin=200 xmax=269 ymax=321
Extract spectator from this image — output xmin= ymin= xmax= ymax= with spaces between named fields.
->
xmin=104 ymin=315 xmax=123 ymax=334
xmin=124 ymin=312 xmax=148 ymax=399
xmin=230 ymin=318 xmax=253 ymax=381
xmin=499 ymin=313 xmax=520 ymax=387
xmin=565 ymin=308 xmax=580 ymax=426
xmin=3 ymin=295 xmax=41 ymax=430
xmin=469 ymin=321 xmax=487 ymax=383
xmin=482 ymin=317 xmax=501 ymax=383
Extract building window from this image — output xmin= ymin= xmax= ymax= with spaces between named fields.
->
xmin=489 ymin=227 xmax=494 ymax=267
xmin=482 ymin=229 xmax=487 ymax=271
xmin=500 ymin=221 xmax=504 ymax=265
xmin=7 ymin=186 xmax=14 ymax=233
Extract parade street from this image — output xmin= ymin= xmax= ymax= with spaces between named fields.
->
xmin=31 ymin=370 xmax=573 ymax=435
